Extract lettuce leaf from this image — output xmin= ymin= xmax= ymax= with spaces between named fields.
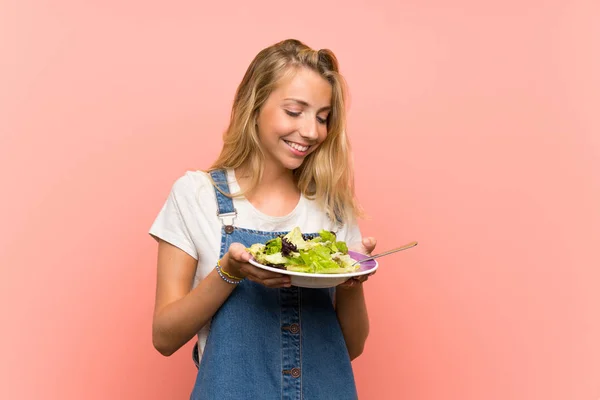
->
xmin=283 ymin=227 xmax=308 ymax=250
xmin=318 ymin=229 xmax=336 ymax=243
xmin=263 ymin=252 xmax=289 ymax=265
xmin=265 ymin=237 xmax=282 ymax=254
xmin=335 ymin=241 xmax=348 ymax=254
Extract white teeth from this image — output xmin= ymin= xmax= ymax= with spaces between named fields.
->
xmin=285 ymin=141 xmax=309 ymax=152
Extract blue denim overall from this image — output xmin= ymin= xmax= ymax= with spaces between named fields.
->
xmin=189 ymin=169 xmax=357 ymax=400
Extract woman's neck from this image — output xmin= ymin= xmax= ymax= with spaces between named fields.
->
xmin=234 ymin=162 xmax=301 ymax=217
xmin=236 ymin=161 xmax=300 ymax=197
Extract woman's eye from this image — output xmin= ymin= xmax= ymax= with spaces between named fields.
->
xmin=317 ymin=116 xmax=329 ymax=124
xmin=285 ymin=110 xmax=301 ymax=117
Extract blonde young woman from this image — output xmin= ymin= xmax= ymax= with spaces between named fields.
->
xmin=149 ymin=39 xmax=377 ymax=399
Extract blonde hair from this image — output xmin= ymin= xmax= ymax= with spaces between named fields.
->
xmin=207 ymin=38 xmax=362 ymax=224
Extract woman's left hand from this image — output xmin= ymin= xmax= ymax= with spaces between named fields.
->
xmin=338 ymin=236 xmax=377 ymax=288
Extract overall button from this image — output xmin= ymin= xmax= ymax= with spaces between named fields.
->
xmin=283 ymin=368 xmax=301 ymax=378
xmin=224 ymin=225 xmax=234 ymax=234
xmin=282 ymin=324 xmax=300 ymax=334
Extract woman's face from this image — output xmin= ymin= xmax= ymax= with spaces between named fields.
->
xmin=256 ymin=67 xmax=332 ymax=173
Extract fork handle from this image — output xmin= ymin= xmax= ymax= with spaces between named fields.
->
xmin=352 ymin=241 xmax=418 ymax=265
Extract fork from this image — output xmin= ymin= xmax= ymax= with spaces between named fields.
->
xmin=351 ymin=241 xmax=418 ymax=266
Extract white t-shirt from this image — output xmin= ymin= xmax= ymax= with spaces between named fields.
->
xmin=149 ymin=168 xmax=363 ymax=361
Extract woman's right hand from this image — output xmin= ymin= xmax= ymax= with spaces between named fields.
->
xmin=222 ymin=243 xmax=292 ymax=288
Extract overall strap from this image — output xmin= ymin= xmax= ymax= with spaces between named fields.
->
xmin=209 ymin=169 xmax=237 ymax=229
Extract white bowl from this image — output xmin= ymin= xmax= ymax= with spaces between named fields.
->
xmin=248 ymin=250 xmax=378 ymax=288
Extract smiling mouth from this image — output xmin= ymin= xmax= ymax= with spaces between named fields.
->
xmin=284 ymin=140 xmax=310 ymax=153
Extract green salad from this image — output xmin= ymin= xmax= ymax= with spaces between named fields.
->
xmin=247 ymin=227 xmax=360 ymax=274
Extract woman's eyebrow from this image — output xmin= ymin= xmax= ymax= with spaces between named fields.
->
xmin=284 ymin=98 xmax=331 ymax=112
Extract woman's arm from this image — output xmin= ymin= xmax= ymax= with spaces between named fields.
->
xmin=151 ymin=240 xmax=237 ymax=356
xmin=335 ymin=236 xmax=376 ymax=360
xmin=335 ymin=284 xmax=370 ymax=360
xmin=152 ymin=240 xmax=291 ymax=356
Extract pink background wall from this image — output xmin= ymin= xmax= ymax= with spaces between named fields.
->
xmin=1 ymin=1 xmax=599 ymax=399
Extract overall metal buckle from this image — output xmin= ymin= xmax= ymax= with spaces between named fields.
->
xmin=218 ymin=210 xmax=237 ymax=234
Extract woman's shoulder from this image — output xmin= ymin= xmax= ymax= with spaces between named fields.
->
xmin=167 ymin=169 xmax=217 ymax=201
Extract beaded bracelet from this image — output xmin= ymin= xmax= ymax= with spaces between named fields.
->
xmin=216 ymin=260 xmax=243 ymax=285
xmin=217 ymin=259 xmax=244 ymax=280
xmin=217 ymin=260 xmax=244 ymax=281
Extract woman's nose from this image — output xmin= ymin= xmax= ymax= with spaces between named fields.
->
xmin=299 ymin=118 xmax=318 ymax=140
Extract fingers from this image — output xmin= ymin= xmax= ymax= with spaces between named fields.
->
xmin=339 ymin=278 xmax=361 ymax=288
xmin=246 ymin=274 xmax=291 ymax=288
xmin=349 ymin=236 xmax=377 ymax=255
xmin=362 ymin=237 xmax=377 ymax=255
xmin=227 ymin=243 xmax=291 ymax=288
xmin=239 ymin=263 xmax=284 ymax=281
xmin=339 ymin=270 xmax=376 ymax=288
xmin=228 ymin=242 xmax=251 ymax=263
